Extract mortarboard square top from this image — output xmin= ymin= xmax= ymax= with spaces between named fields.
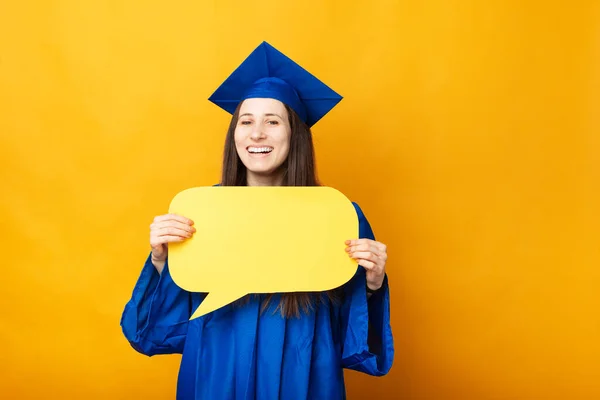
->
xmin=208 ymin=41 xmax=342 ymax=128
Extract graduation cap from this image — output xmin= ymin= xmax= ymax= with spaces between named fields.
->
xmin=208 ymin=41 xmax=342 ymax=127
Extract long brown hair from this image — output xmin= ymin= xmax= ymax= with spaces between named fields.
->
xmin=220 ymin=102 xmax=341 ymax=318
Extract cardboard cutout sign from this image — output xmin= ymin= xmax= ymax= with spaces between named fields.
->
xmin=167 ymin=186 xmax=359 ymax=320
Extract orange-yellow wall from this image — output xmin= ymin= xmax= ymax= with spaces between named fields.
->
xmin=1 ymin=1 xmax=599 ymax=399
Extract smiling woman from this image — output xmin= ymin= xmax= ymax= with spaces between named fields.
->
xmin=120 ymin=41 xmax=394 ymax=399
xmin=222 ymin=97 xmax=319 ymax=190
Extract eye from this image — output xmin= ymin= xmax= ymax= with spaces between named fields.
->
xmin=267 ymin=120 xmax=279 ymax=125
xmin=239 ymin=120 xmax=252 ymax=125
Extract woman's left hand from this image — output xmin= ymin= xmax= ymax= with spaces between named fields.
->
xmin=345 ymin=239 xmax=387 ymax=290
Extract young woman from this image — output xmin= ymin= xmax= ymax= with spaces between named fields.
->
xmin=121 ymin=41 xmax=394 ymax=399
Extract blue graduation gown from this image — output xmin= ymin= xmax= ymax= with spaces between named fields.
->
xmin=121 ymin=203 xmax=394 ymax=399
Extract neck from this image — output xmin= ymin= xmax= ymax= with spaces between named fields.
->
xmin=246 ymin=170 xmax=285 ymax=187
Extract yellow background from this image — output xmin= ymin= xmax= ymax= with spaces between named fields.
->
xmin=1 ymin=1 xmax=599 ymax=399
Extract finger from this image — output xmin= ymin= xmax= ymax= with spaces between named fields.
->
xmin=151 ymin=245 xmax=166 ymax=257
xmin=153 ymin=213 xmax=194 ymax=225
xmin=345 ymin=240 xmax=382 ymax=254
xmin=155 ymin=226 xmax=195 ymax=238
xmin=375 ymin=242 xmax=387 ymax=253
xmin=349 ymin=250 xmax=380 ymax=263
xmin=364 ymin=244 xmax=387 ymax=261
xmin=346 ymin=239 xmax=387 ymax=253
xmin=345 ymin=243 xmax=369 ymax=252
xmin=150 ymin=229 xmax=193 ymax=247
xmin=358 ymin=260 xmax=376 ymax=270
xmin=345 ymin=238 xmax=372 ymax=247
xmin=150 ymin=241 xmax=167 ymax=253
xmin=350 ymin=254 xmax=385 ymax=273
xmin=151 ymin=216 xmax=194 ymax=227
xmin=347 ymin=244 xmax=383 ymax=258
xmin=151 ymin=220 xmax=196 ymax=234
xmin=152 ymin=235 xmax=187 ymax=245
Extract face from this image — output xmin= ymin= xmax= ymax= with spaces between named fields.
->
xmin=234 ymin=98 xmax=292 ymax=183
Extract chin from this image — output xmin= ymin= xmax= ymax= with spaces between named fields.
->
xmin=247 ymin=168 xmax=278 ymax=176
xmin=243 ymin=160 xmax=280 ymax=173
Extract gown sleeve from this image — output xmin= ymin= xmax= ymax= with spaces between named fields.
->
xmin=120 ymin=253 xmax=203 ymax=356
xmin=340 ymin=202 xmax=394 ymax=376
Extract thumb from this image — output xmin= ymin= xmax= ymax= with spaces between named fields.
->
xmin=152 ymin=243 xmax=168 ymax=259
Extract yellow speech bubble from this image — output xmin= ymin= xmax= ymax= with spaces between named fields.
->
xmin=167 ymin=186 xmax=359 ymax=320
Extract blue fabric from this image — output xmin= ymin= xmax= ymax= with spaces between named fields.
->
xmin=121 ymin=202 xmax=394 ymax=399
xmin=242 ymin=77 xmax=308 ymax=123
xmin=208 ymin=41 xmax=343 ymax=127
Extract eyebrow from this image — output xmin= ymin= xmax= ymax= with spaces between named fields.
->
xmin=239 ymin=112 xmax=284 ymax=119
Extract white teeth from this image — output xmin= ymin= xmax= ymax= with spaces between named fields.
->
xmin=248 ymin=147 xmax=273 ymax=154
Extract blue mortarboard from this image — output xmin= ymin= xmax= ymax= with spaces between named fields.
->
xmin=208 ymin=41 xmax=342 ymax=127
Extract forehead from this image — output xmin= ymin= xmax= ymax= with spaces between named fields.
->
xmin=239 ymin=98 xmax=287 ymax=116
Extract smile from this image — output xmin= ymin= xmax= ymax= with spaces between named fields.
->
xmin=247 ymin=146 xmax=273 ymax=154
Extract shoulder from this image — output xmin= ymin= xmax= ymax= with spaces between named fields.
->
xmin=351 ymin=202 xmax=366 ymax=219
xmin=351 ymin=202 xmax=375 ymax=240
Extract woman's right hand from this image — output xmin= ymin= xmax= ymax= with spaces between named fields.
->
xmin=149 ymin=213 xmax=195 ymax=273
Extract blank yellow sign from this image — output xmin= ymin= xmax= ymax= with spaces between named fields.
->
xmin=167 ymin=186 xmax=359 ymax=319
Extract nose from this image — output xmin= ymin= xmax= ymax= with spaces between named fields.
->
xmin=250 ymin=121 xmax=266 ymax=140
